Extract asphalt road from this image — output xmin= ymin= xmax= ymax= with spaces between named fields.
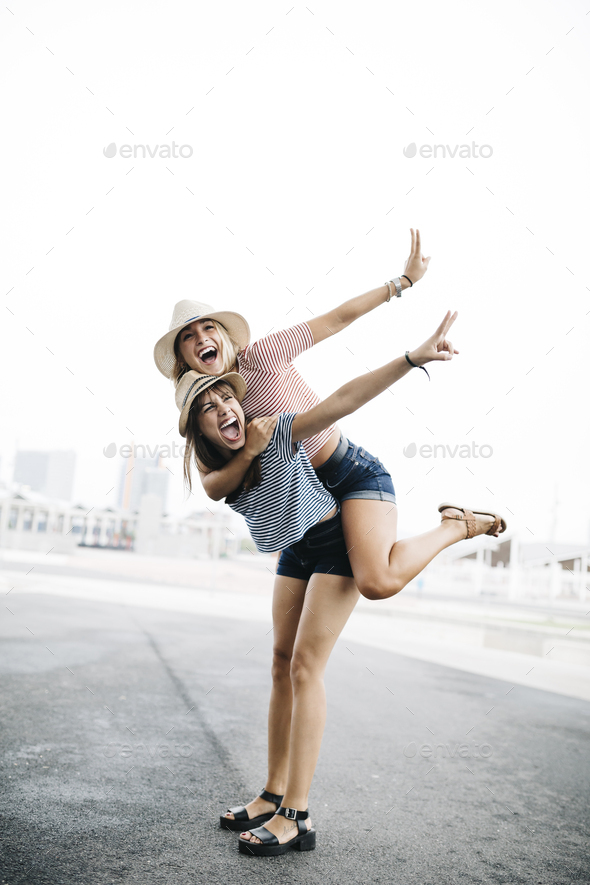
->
xmin=1 ymin=591 xmax=589 ymax=884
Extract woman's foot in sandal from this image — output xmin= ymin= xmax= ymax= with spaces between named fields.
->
xmin=220 ymin=789 xmax=283 ymax=831
xmin=238 ymin=806 xmax=315 ymax=856
xmin=438 ymin=504 xmax=507 ymax=539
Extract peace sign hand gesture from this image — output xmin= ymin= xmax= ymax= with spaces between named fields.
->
xmin=407 ymin=311 xmax=459 ymax=366
xmin=403 ymin=228 xmax=431 ymax=284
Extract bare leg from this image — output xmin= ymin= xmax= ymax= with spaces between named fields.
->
xmin=266 ymin=575 xmax=308 ymax=795
xmin=222 ymin=575 xmax=307 ymax=823
xmin=241 ymin=573 xmax=359 ymax=844
xmin=341 ymin=500 xmax=498 ymax=600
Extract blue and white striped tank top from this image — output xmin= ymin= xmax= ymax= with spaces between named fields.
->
xmin=228 ymin=413 xmax=337 ymax=553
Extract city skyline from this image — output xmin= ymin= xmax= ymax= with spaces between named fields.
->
xmin=12 ymin=449 xmax=76 ymax=502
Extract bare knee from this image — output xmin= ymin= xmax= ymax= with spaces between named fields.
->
xmin=289 ymin=650 xmax=321 ymax=689
xmin=272 ymin=647 xmax=292 ymax=683
xmin=357 ymin=573 xmax=405 ymax=601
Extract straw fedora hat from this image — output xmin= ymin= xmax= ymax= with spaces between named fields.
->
xmin=154 ymin=299 xmax=250 ymax=379
xmin=176 ymin=369 xmax=247 ymax=438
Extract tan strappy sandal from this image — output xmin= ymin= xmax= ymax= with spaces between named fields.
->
xmin=438 ymin=503 xmax=507 ymax=539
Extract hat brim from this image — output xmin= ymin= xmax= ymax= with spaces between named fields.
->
xmin=154 ymin=310 xmax=250 ymax=379
xmin=178 ymin=372 xmax=247 ymax=437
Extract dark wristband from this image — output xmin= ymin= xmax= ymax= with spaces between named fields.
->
xmin=401 ymin=274 xmax=414 ymax=287
xmin=405 ymin=351 xmax=430 ymax=381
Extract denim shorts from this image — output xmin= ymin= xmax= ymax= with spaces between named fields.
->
xmin=277 ymin=510 xmax=354 ymax=581
xmin=314 ymin=434 xmax=396 ymax=506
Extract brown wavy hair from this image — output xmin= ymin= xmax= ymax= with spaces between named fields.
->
xmin=183 ymin=380 xmax=261 ymax=503
xmin=172 ymin=320 xmax=240 ymax=385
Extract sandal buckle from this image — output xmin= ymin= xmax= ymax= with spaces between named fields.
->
xmin=284 ymin=806 xmax=297 ymax=820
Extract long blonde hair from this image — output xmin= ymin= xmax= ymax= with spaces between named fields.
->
xmin=183 ymin=380 xmax=261 ymax=502
xmin=172 ymin=320 xmax=240 ymax=385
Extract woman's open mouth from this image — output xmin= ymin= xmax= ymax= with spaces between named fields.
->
xmin=219 ymin=416 xmax=241 ymax=441
xmin=198 ymin=346 xmax=218 ymax=366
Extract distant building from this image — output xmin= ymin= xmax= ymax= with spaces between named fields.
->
xmin=13 ymin=450 xmax=76 ymax=501
xmin=0 ymin=488 xmax=240 ymax=558
xmin=117 ymin=452 xmax=169 ymax=514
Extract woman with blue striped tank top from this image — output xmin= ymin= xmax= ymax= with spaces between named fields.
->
xmin=176 ymin=311 xmax=506 ymax=857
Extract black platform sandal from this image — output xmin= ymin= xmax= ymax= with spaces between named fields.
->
xmin=220 ymin=789 xmax=284 ymax=831
xmin=238 ymin=805 xmax=316 ymax=856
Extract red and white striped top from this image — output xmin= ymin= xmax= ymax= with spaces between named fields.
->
xmin=238 ymin=322 xmax=335 ymax=460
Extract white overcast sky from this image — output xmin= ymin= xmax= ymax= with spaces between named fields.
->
xmin=1 ymin=0 xmax=589 ymax=543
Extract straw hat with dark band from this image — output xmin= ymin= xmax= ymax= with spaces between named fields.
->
xmin=154 ymin=299 xmax=250 ymax=379
xmin=176 ymin=370 xmax=247 ymax=438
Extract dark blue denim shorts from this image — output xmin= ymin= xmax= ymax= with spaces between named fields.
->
xmin=276 ymin=436 xmax=395 ymax=582
xmin=314 ymin=435 xmax=396 ymax=506
xmin=277 ymin=510 xmax=354 ymax=581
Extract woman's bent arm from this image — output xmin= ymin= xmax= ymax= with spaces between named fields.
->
xmin=198 ymin=415 xmax=279 ymax=501
xmin=199 ymin=449 xmax=255 ymax=501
